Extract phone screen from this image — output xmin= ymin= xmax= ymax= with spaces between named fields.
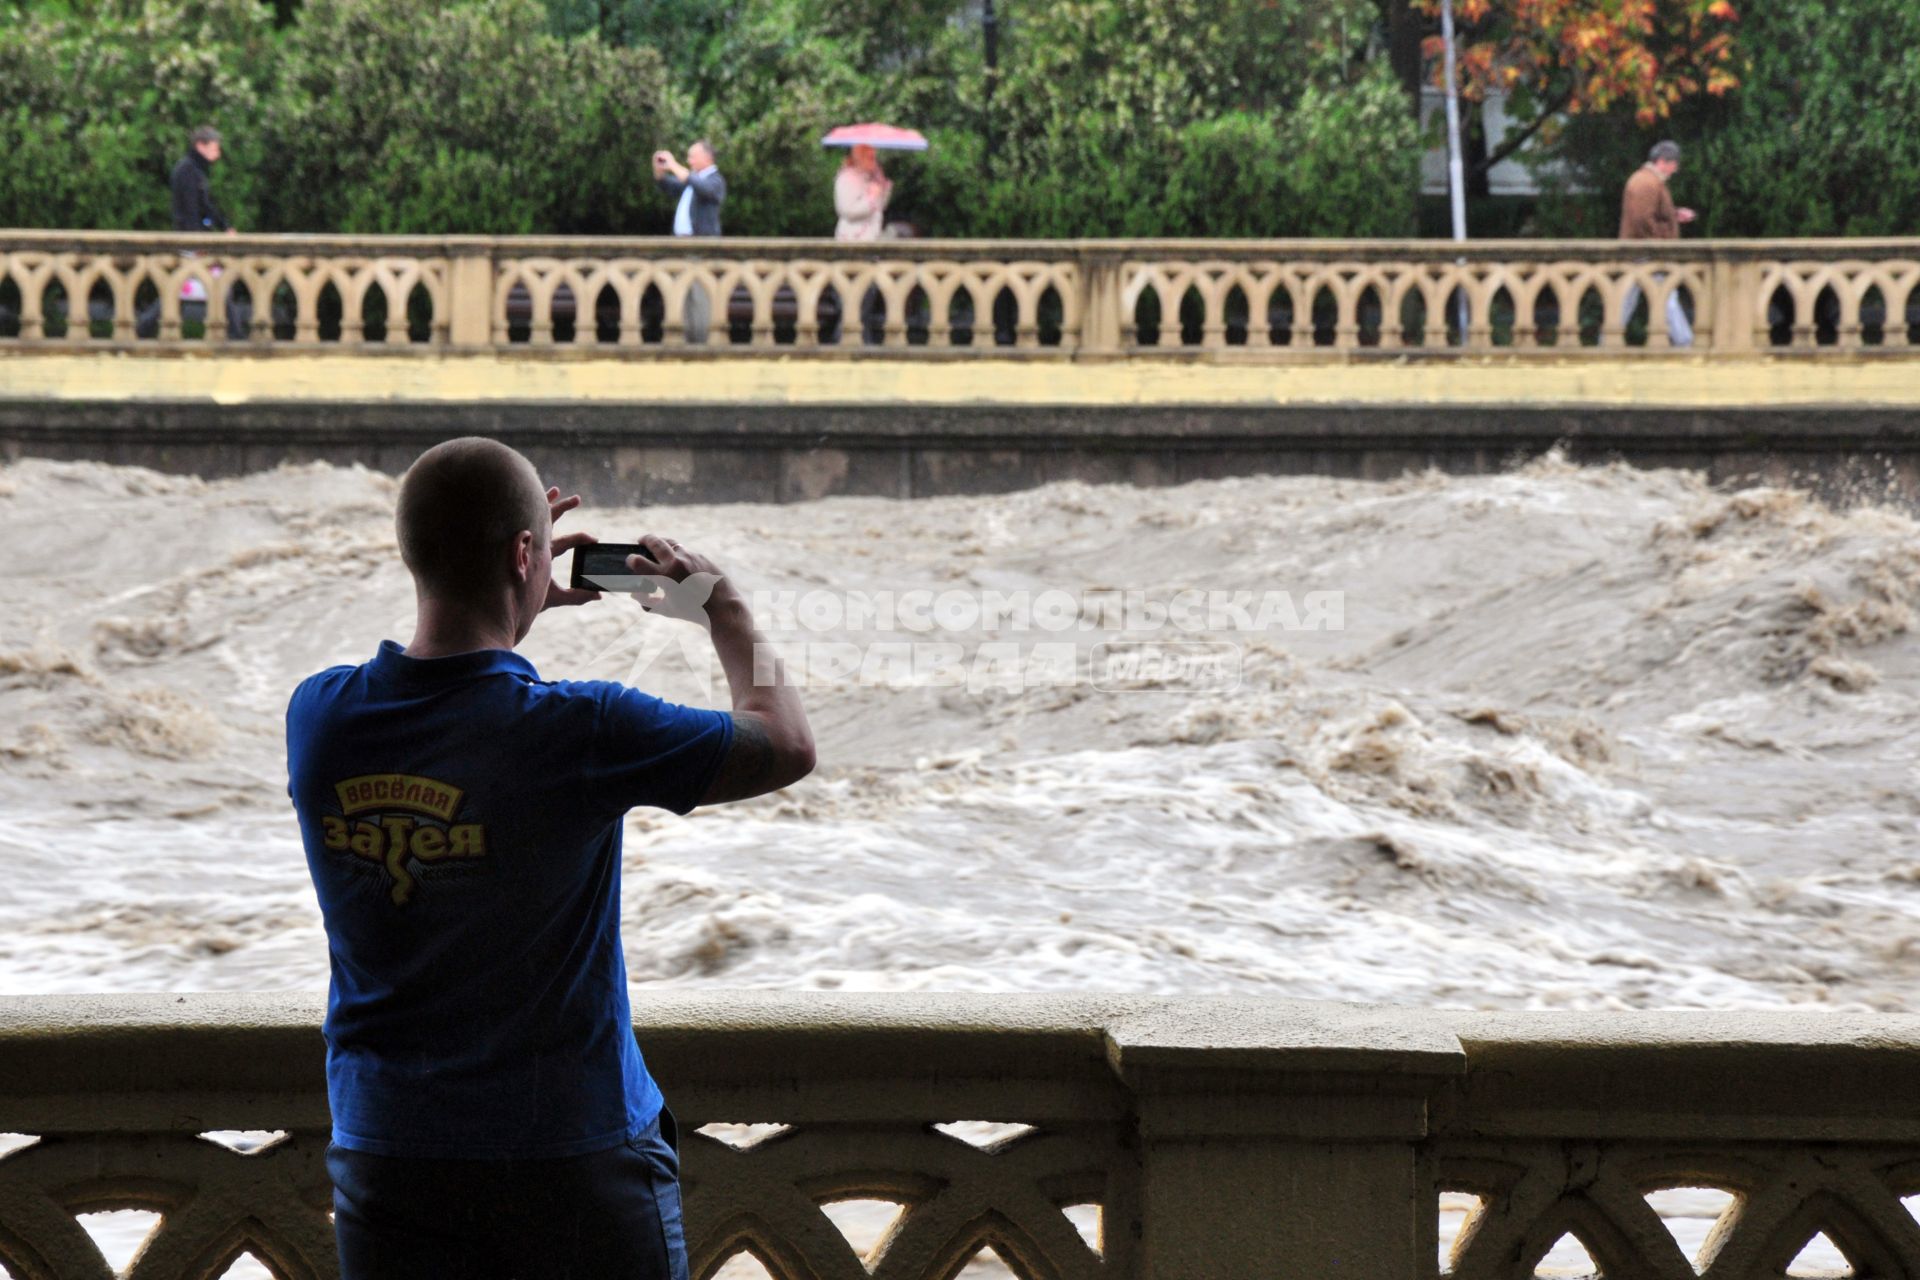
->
xmin=570 ymin=544 xmax=657 ymax=592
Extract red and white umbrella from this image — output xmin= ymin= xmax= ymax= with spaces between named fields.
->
xmin=820 ymin=123 xmax=929 ymax=152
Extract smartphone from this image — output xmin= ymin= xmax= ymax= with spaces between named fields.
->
xmin=570 ymin=543 xmax=659 ymax=593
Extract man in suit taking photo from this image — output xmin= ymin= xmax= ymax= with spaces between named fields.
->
xmin=653 ymin=140 xmax=725 ymax=343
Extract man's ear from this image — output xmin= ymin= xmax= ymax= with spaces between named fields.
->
xmin=512 ymin=530 xmax=536 ymax=584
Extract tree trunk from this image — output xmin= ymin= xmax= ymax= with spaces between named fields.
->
xmin=1387 ymin=0 xmax=1424 ymax=114
xmin=1466 ymin=98 xmax=1491 ymax=199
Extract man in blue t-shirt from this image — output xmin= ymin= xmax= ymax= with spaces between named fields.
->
xmin=286 ymin=437 xmax=814 ymax=1280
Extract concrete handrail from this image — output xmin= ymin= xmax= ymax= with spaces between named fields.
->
xmin=3 ymin=233 xmax=1917 ymax=355
xmin=7 ymin=230 xmax=1920 ymax=256
xmin=3 ymin=993 xmax=1920 ymax=1278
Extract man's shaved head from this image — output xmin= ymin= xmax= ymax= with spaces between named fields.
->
xmin=396 ymin=438 xmax=549 ymax=601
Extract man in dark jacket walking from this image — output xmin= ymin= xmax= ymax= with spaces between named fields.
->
xmin=138 ymin=124 xmax=249 ymax=339
xmin=171 ymin=124 xmax=234 ymax=234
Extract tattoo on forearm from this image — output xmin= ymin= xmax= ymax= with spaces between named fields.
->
xmin=716 ymin=713 xmax=777 ymax=800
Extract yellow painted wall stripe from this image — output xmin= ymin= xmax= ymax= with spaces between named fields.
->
xmin=2 ymin=351 xmax=1918 ymax=409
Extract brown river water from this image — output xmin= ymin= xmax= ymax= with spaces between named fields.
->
xmin=4 ymin=452 xmax=1917 ymax=1276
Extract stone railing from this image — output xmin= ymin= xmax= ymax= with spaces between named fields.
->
xmin=3 ymin=233 xmax=1919 ymax=357
xmin=2 ymin=994 xmax=1919 ymax=1280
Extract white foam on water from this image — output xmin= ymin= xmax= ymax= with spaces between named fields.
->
xmin=1 ymin=455 xmax=1917 ymax=1010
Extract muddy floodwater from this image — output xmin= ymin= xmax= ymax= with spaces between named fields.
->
xmin=1 ymin=453 xmax=1917 ymax=1012
xmin=6 ymin=451 xmax=1915 ymax=1277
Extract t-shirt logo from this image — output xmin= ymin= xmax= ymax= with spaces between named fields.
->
xmin=321 ymin=772 xmax=487 ymax=906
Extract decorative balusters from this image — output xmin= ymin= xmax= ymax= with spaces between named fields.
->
xmin=1759 ymin=258 xmax=1920 ymax=349
xmin=5 ymin=235 xmax=1920 ymax=357
xmin=0 ymin=246 xmax=449 ymax=348
xmin=1117 ymin=256 xmax=1720 ymax=352
xmin=1437 ymin=1140 xmax=1920 ymax=1280
xmin=4 ymin=995 xmax=1920 ymax=1280
xmin=683 ymin=1121 xmax=1108 ymax=1280
xmin=484 ymin=256 xmax=1080 ymax=351
xmin=0 ymin=1121 xmax=1108 ymax=1280
xmin=0 ymin=1130 xmax=336 ymax=1280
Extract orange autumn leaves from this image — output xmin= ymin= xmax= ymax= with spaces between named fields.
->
xmin=1417 ymin=0 xmax=1740 ymax=129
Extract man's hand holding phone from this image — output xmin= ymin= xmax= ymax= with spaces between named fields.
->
xmin=571 ymin=529 xmax=812 ymax=802
xmin=544 ymin=495 xmax=738 ymax=626
xmin=564 ymin=538 xmax=719 ymax=620
xmin=619 ymin=536 xmax=734 ymax=626
xmin=543 ymin=487 xmax=601 ymax=612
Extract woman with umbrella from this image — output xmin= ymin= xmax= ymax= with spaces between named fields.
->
xmin=834 ymin=144 xmax=890 ymax=242
xmin=824 ymin=124 xmax=926 ymax=242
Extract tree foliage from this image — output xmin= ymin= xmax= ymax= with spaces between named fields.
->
xmin=0 ymin=0 xmax=278 ymax=229
xmin=0 ymin=0 xmax=1419 ymax=237
xmin=257 ymin=0 xmax=673 ymax=233
xmin=47 ymin=0 xmax=1920 ymax=240
xmin=624 ymin=0 xmax=1422 ymax=237
xmin=1531 ymin=0 xmax=1920 ymax=238
xmin=0 ymin=0 xmax=674 ymax=234
xmin=1415 ymin=0 xmax=1740 ymax=176
xmin=1683 ymin=0 xmax=1920 ymax=237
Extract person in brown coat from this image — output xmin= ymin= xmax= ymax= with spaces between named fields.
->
xmin=1619 ymin=141 xmax=1697 ymax=345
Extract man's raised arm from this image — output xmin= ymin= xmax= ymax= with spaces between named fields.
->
xmin=631 ymin=535 xmax=814 ymax=804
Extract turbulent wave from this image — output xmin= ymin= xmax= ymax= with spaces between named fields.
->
xmin=1 ymin=453 xmax=1916 ymax=1009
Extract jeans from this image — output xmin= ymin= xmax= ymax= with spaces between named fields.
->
xmin=1622 ymin=274 xmax=1694 ymax=347
xmin=134 ymin=296 xmax=252 ymax=339
xmin=328 ymin=1108 xmax=689 ymax=1280
xmin=682 ymin=283 xmax=711 ymax=344
xmin=133 ymin=251 xmax=252 ymax=339
xmin=859 ymin=284 xmax=886 ymax=345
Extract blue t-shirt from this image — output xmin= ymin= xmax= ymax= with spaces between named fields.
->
xmin=286 ymin=640 xmax=732 ymax=1159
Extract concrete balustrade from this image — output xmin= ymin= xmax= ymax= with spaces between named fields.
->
xmin=6 ymin=232 xmax=1920 ymax=504
xmin=2 ymin=993 xmax=1920 ymax=1279
xmin=4 ymin=233 xmax=1920 ymax=357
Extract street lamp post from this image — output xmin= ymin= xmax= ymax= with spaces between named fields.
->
xmin=1439 ymin=0 xmax=1470 ymax=340
xmin=983 ymin=0 xmax=999 ymax=175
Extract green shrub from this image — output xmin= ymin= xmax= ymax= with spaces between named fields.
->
xmin=1533 ymin=0 xmax=1920 ymax=238
xmin=668 ymin=10 xmax=877 ymax=237
xmin=947 ymin=0 xmax=1417 ymax=238
xmin=0 ymin=0 xmax=278 ymax=230
xmin=1272 ymin=75 xmax=1424 ymax=238
xmin=257 ymin=0 xmax=676 ymax=234
xmin=1154 ymin=78 xmax=1421 ymax=239
xmin=629 ymin=0 xmax=1422 ymax=238
xmin=1687 ymin=0 xmax=1920 ymax=237
xmin=0 ymin=0 xmax=1421 ymax=239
